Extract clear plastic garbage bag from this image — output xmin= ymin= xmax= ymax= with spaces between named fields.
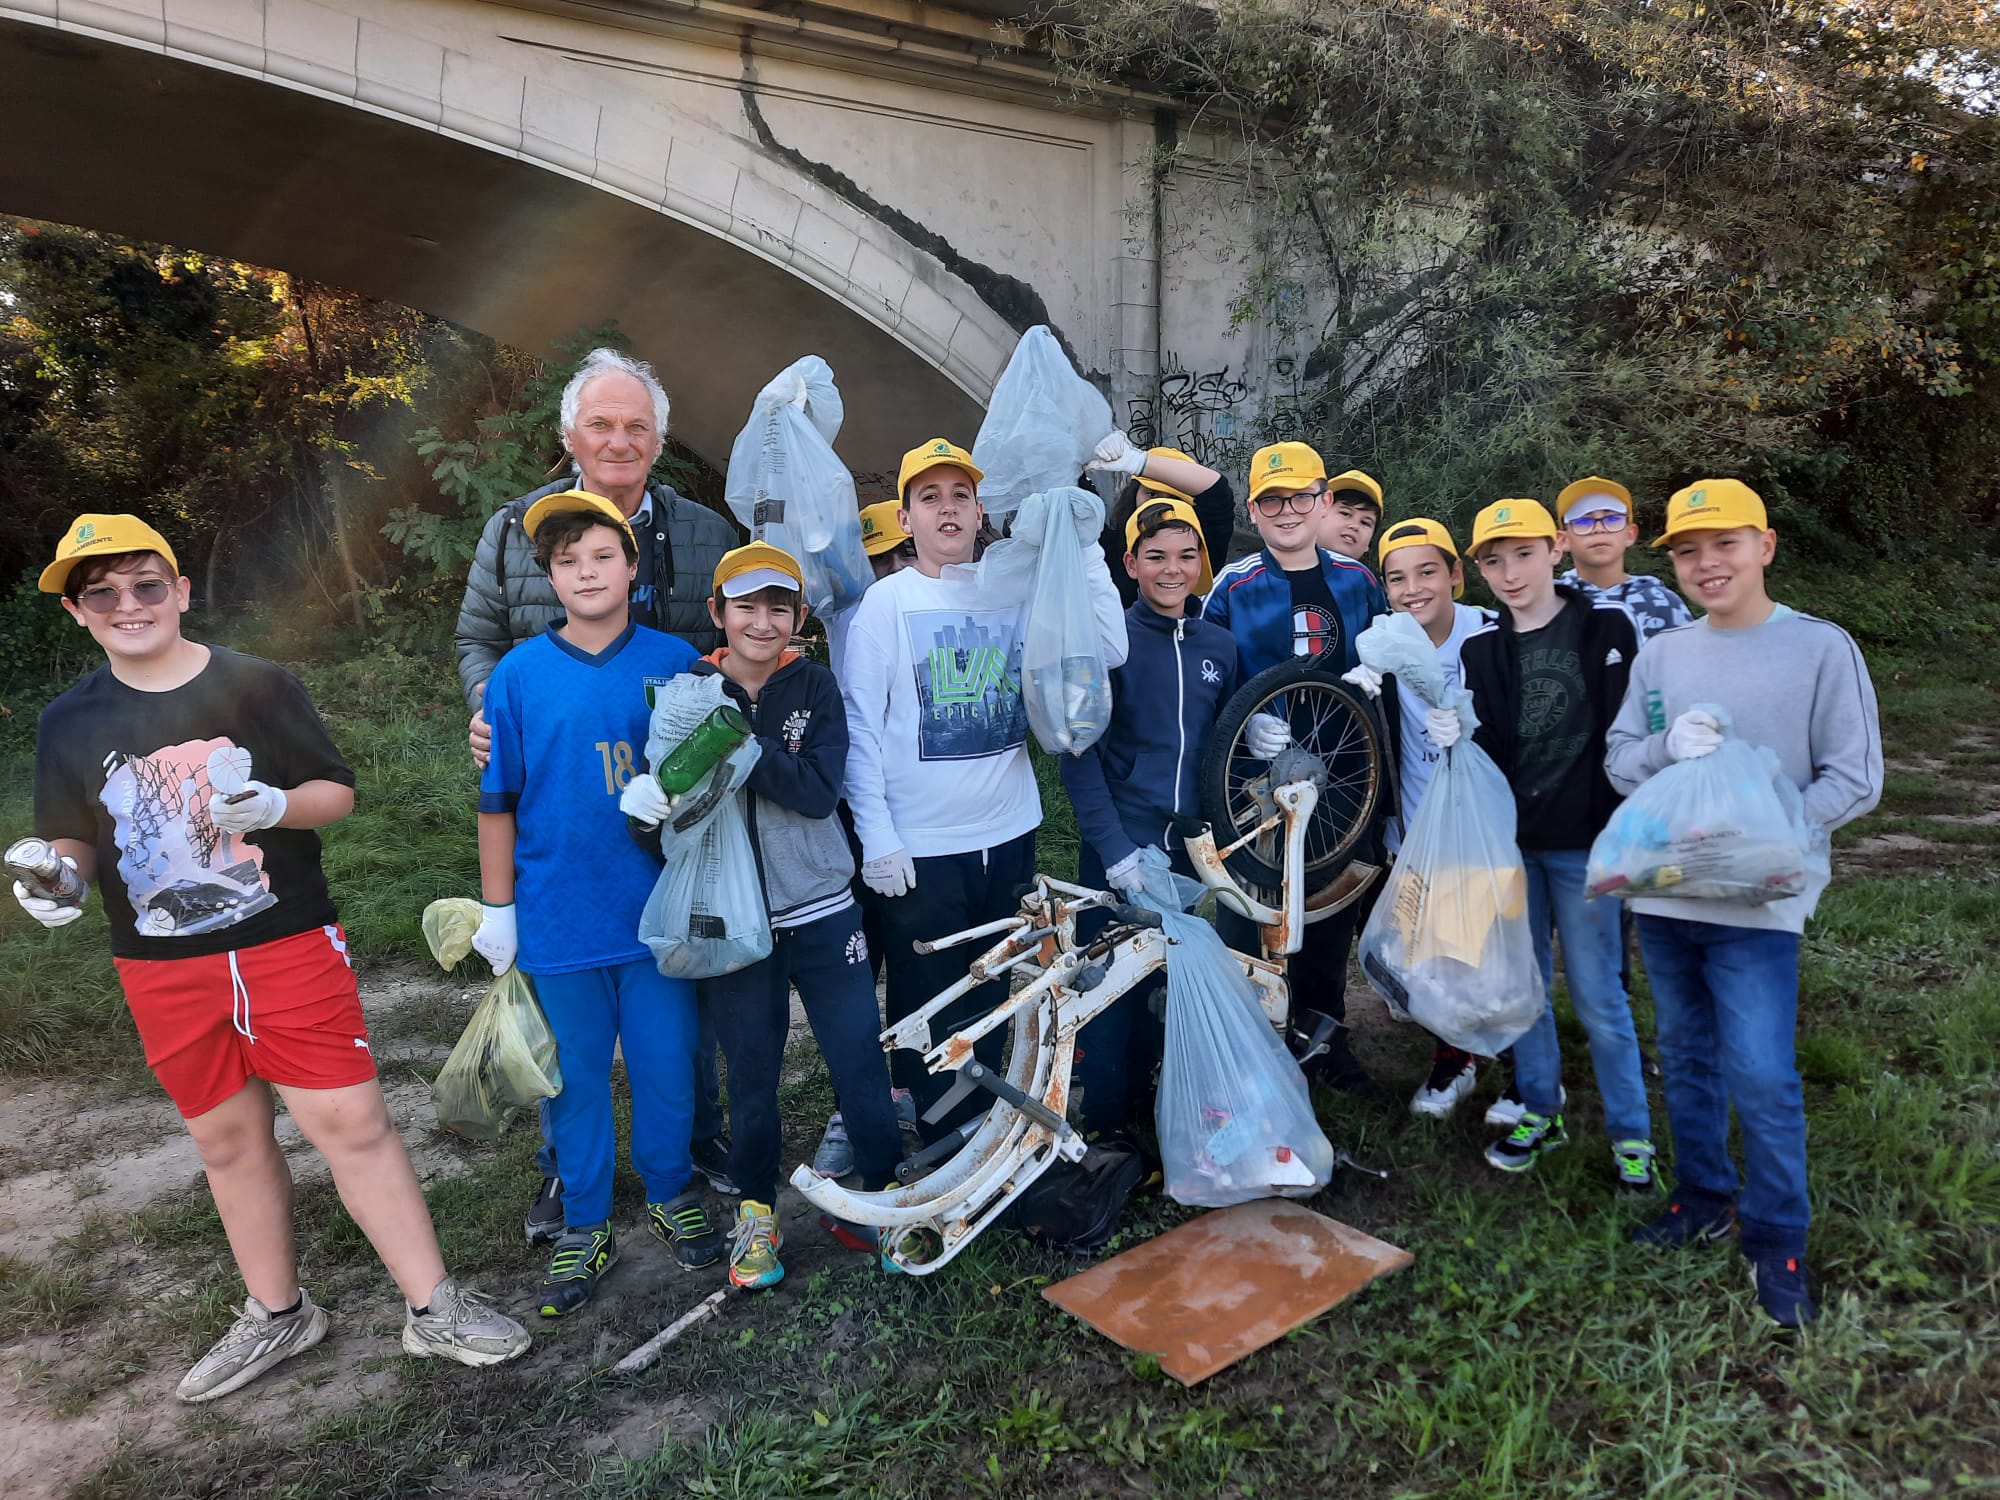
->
xmin=644 ymin=674 xmax=765 ymax=859
xmin=1357 ymin=690 xmax=1546 ymax=1057
xmin=1587 ymin=705 xmax=1826 ymax=906
xmin=1157 ymin=910 xmax=1334 ymax=1207
xmin=723 ymin=356 xmax=872 ymax=615
xmin=970 ymin=326 xmax=1112 ymax=520
xmin=1355 ymin=610 xmax=1447 ymax=708
xmin=432 ymin=968 xmax=563 ymax=1142
xmin=422 ymin=897 xmax=483 ymax=971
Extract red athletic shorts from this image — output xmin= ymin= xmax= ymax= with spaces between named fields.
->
xmin=114 ymin=924 xmax=376 ymax=1119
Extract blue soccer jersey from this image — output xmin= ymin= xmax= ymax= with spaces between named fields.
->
xmin=478 ymin=622 xmax=699 ymax=974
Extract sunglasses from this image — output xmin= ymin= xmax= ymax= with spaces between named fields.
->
xmin=1565 ymin=512 xmax=1630 ymax=534
xmin=75 ymin=578 xmax=174 ymax=613
xmin=1251 ymin=484 xmax=1326 ymax=517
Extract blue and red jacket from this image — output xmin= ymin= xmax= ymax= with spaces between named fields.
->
xmin=1199 ymin=545 xmax=1386 ymax=678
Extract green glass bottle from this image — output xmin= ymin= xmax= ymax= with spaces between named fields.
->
xmin=654 ymin=705 xmax=752 ymax=794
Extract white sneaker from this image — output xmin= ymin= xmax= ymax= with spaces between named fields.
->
xmin=176 ymin=1290 xmax=329 ymax=1403
xmin=1410 ymin=1058 xmax=1479 ymax=1119
xmin=1484 ymin=1083 xmax=1565 ymax=1129
xmin=402 ymin=1276 xmax=531 ymax=1366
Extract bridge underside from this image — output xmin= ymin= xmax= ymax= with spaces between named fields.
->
xmin=0 ymin=18 xmax=985 ymax=470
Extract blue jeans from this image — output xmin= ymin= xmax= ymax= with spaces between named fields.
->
xmin=1511 ymin=848 xmax=1650 ymax=1143
xmin=1637 ymin=915 xmax=1806 ymax=1259
xmin=533 ymin=959 xmax=699 ymax=1229
xmin=702 ymin=905 xmax=901 ymax=1205
xmin=537 ymin=1010 xmax=720 ymax=1177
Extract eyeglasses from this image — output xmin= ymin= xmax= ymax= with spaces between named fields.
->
xmin=75 ymin=578 xmax=174 ymax=613
xmin=1251 ymin=485 xmax=1326 ymax=517
xmin=1565 ymin=512 xmax=1629 ymax=534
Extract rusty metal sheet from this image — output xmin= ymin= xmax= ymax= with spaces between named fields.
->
xmin=1042 ymin=1199 xmax=1412 ymax=1385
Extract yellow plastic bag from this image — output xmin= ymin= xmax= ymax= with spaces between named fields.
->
xmin=432 ymin=968 xmax=563 ymax=1142
xmin=422 ymin=897 xmax=484 ymax=970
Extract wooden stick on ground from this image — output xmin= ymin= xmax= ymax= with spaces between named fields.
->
xmin=611 ymin=1288 xmax=729 ymax=1376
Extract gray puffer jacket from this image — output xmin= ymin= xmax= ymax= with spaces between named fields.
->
xmin=454 ymin=477 xmax=741 ymax=708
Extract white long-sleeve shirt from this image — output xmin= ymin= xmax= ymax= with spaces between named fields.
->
xmin=841 ymin=546 xmax=1127 ymax=861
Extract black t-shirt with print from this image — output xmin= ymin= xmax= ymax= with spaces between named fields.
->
xmin=33 ymin=647 xmax=356 ymax=960
xmin=1510 ymin=606 xmax=1594 ymax=849
xmin=1284 ymin=563 xmax=1344 ymax=664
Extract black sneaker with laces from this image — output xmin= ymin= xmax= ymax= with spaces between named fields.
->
xmin=1750 ymin=1255 xmax=1819 ymax=1328
xmin=524 ymin=1176 xmax=564 ymax=1246
xmin=538 ymin=1226 xmax=617 ymax=1318
xmin=649 ymin=1190 xmax=726 ymax=1268
xmin=1632 ymin=1195 xmax=1739 ymax=1248
xmin=690 ymin=1135 xmax=739 ymax=1196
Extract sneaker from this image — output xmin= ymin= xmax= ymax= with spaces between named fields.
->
xmin=1485 ymin=1082 xmax=1565 ymax=1130
xmin=524 ymin=1176 xmax=564 ymax=1246
xmin=1410 ymin=1050 xmax=1478 ymax=1120
xmin=818 ymin=1212 xmax=879 ymax=1253
xmin=877 ymin=1223 xmax=942 ymax=1274
xmin=892 ymin=1088 xmax=919 ymax=1137
xmin=1310 ymin=1037 xmax=1379 ymax=1097
xmin=175 ymin=1290 xmax=329 ymax=1403
xmin=649 ymin=1191 xmax=725 ymax=1269
xmin=813 ymin=1113 xmax=855 ymax=1178
xmin=1484 ymin=1111 xmax=1568 ymax=1174
xmin=690 ymin=1135 xmax=739 ymax=1196
xmin=1749 ymin=1255 xmax=1820 ymax=1328
xmin=728 ymin=1200 xmax=785 ymax=1290
xmin=1632 ymin=1196 xmax=1740 ymax=1248
xmin=1611 ymin=1139 xmax=1658 ymax=1192
xmin=405 ymin=1276 xmax=532 ymax=1363
xmin=537 ymin=1227 xmax=617 ymax=1318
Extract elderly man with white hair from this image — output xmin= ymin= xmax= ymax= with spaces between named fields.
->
xmin=454 ymin=346 xmax=741 ymax=1243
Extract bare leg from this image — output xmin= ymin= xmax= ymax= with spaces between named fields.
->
xmin=277 ymin=1079 xmax=447 ymax=1308
xmin=183 ymin=1082 xmax=298 ymax=1309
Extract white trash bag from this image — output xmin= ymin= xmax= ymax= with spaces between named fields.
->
xmin=970 ymin=326 xmax=1112 ymax=520
xmin=1157 ymin=910 xmax=1334 ymax=1208
xmin=1355 ymin=613 xmax=1544 ymax=1057
xmin=723 ymin=356 xmax=872 ymax=615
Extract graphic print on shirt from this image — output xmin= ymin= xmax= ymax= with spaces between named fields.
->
xmin=99 ymin=736 xmax=276 ymax=939
xmin=1292 ymin=604 xmax=1339 ymax=659
xmin=780 ymin=708 xmax=812 ymax=755
xmin=1514 ymin=644 xmax=1589 ymax=800
xmin=906 ymin=608 xmax=1028 ymax=761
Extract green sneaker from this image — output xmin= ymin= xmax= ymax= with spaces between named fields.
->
xmin=648 ymin=1191 xmax=725 ymax=1269
xmin=1611 ymin=1138 xmax=1658 ymax=1192
xmin=538 ymin=1227 xmax=617 ymax=1318
xmin=728 ymin=1200 xmax=784 ymax=1290
xmin=1484 ymin=1111 xmax=1568 ymax=1174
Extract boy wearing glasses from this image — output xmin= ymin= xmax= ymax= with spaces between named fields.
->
xmin=1555 ymin=476 xmax=1692 ymax=643
xmin=1202 ymin=442 xmax=1389 ymax=1091
xmin=20 ymin=515 xmax=530 ymax=1402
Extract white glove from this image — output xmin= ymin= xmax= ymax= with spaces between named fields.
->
xmin=471 ymin=902 xmax=518 ymax=975
xmin=1341 ymin=663 xmax=1385 ymax=700
xmin=209 ymin=781 xmax=288 ymax=835
xmin=1424 ymin=706 xmax=1462 ymax=749
xmin=1667 ymin=709 xmax=1724 ymax=761
xmin=1103 ymin=848 xmax=1150 ymax=899
xmin=618 ymin=775 xmax=675 ymax=828
xmin=862 ymin=850 xmax=917 ymax=899
xmin=1086 ymin=430 xmax=1148 ymax=477
xmin=12 ymin=859 xmax=87 ymax=928
xmin=1245 ymin=712 xmax=1291 ymax=759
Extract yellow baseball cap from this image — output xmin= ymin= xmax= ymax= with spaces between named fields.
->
xmin=1247 ymin=441 xmax=1327 ymax=504
xmin=1470 ymin=498 xmax=1558 ymax=553
xmin=1327 ymin=469 xmax=1384 ymax=510
xmin=1654 ymin=479 xmax=1768 ymax=545
xmin=713 ymin=540 xmax=804 ymax=599
xmin=858 ymin=500 xmax=907 ymax=558
xmin=1556 ymin=475 xmax=1634 ymax=525
xmin=1135 ymin=446 xmax=1198 ymax=505
xmin=521 ymin=489 xmax=636 ymax=546
xmin=898 ymin=438 xmax=983 ymax=498
xmin=40 ymin=513 xmax=181 ymax=594
xmin=1377 ymin=517 xmax=1463 ymax=599
xmin=1123 ymin=497 xmax=1214 ymax=594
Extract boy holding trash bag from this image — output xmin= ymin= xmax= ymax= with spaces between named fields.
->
xmin=473 ymin=490 xmax=725 ymax=1317
xmin=1201 ymin=441 xmax=1389 ymax=1092
xmin=1605 ymin=479 xmax=1880 ymax=1327
xmin=19 ymin=515 xmax=530 ymax=1401
xmin=840 ymin=440 xmax=1128 ymax=1140
xmin=1060 ymin=497 xmax=1240 ymax=1136
xmin=652 ymin=542 xmax=903 ymax=1288
xmin=1455 ymin=498 xmax=1653 ymax=1186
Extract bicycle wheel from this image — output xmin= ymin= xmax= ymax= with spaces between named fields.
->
xmin=1197 ymin=658 xmax=1386 ymax=890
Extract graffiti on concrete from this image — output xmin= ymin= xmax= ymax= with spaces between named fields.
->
xmin=1126 ymin=353 xmax=1252 ymax=466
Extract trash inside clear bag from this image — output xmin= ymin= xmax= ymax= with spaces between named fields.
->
xmin=640 ymin=792 xmax=772 ymax=979
xmin=1156 ymin=911 xmax=1334 ymax=1208
xmin=723 ymin=356 xmax=872 ymax=615
xmin=1358 ymin=701 xmax=1546 ymax=1058
xmin=970 ymin=326 xmax=1112 ymax=519
xmin=1586 ymin=705 xmax=1825 ymax=906
xmin=432 ymin=968 xmax=563 ymax=1142
xmin=644 ymin=675 xmax=765 ymax=860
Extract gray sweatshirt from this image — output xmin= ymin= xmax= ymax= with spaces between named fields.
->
xmin=1604 ymin=605 xmax=1883 ymax=934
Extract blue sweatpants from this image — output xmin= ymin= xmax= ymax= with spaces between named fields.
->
xmin=532 ymin=958 xmax=699 ymax=1229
